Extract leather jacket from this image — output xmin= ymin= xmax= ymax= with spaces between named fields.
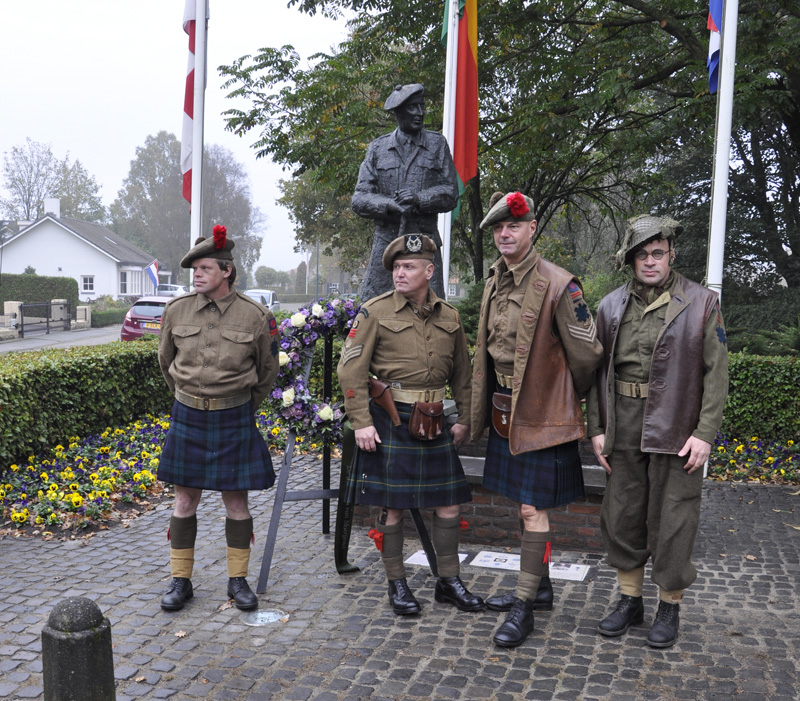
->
xmin=589 ymin=273 xmax=728 ymax=453
xmin=471 ymin=253 xmax=602 ymax=454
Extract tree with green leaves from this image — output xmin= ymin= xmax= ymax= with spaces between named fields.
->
xmin=220 ymin=0 xmax=800 ymax=292
xmin=110 ymin=132 xmax=264 ymax=284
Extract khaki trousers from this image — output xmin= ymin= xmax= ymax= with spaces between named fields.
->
xmin=601 ymin=395 xmax=704 ymax=591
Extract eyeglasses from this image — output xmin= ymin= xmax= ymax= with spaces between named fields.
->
xmin=634 ymin=248 xmax=670 ymax=261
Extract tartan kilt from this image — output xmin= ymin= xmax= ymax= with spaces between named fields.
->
xmin=158 ymin=400 xmax=275 ymax=491
xmin=345 ymin=402 xmax=472 ymax=510
xmin=484 ymin=423 xmax=584 ymax=509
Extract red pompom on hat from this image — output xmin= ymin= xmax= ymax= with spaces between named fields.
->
xmin=212 ymin=225 xmax=227 ymax=249
xmin=180 ymin=224 xmax=235 ymax=268
xmin=506 ymin=192 xmax=530 ymax=218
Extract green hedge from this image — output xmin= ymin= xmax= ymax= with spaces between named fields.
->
xmin=0 ymin=273 xmax=79 ymax=311
xmin=91 ymin=307 xmax=130 ymax=327
xmin=722 ymin=353 xmax=800 ymax=441
xmin=0 ymin=342 xmax=172 ymax=467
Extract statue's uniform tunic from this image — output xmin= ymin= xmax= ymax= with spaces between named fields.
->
xmin=352 ymin=129 xmax=459 ymax=300
xmin=157 ymin=289 xmax=280 ymax=491
xmin=338 ymin=289 xmax=472 ymax=509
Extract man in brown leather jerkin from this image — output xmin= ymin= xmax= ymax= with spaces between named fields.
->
xmin=587 ymin=214 xmax=729 ymax=648
xmin=471 ymin=192 xmax=603 ymax=647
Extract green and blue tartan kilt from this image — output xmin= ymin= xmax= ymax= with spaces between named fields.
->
xmin=158 ymin=400 xmax=275 ymax=492
xmin=484 ymin=401 xmax=584 ymax=509
xmin=345 ymin=402 xmax=472 ymax=510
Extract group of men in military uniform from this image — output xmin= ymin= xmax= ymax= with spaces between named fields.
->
xmin=337 ymin=191 xmax=727 ymax=651
xmin=156 ymin=113 xmax=727 ymax=650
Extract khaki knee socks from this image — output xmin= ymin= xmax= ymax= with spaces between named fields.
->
xmin=226 ymin=517 xmax=254 ymax=578
xmin=516 ymin=530 xmax=551 ymax=601
xmin=378 ymin=521 xmax=406 ymax=581
xmin=432 ymin=514 xmax=461 ymax=578
xmin=169 ymin=514 xmax=197 ymax=579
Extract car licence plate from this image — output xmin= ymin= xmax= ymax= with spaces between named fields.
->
xmin=143 ymin=322 xmax=160 ymax=330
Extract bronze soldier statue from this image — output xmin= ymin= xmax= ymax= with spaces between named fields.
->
xmin=352 ymin=84 xmax=459 ymax=301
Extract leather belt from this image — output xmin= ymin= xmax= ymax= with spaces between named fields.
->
xmin=495 ymin=372 xmax=515 ymax=389
xmin=175 ymin=389 xmax=251 ymax=411
xmin=615 ymin=380 xmax=649 ymax=398
xmin=391 ymin=387 xmax=446 ymax=404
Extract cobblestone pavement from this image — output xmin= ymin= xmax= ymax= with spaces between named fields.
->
xmin=1 ymin=458 xmax=798 ymax=700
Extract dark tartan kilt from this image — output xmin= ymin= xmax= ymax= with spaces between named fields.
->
xmin=345 ymin=402 xmax=472 ymax=510
xmin=484 ymin=423 xmax=584 ymax=510
xmin=158 ymin=400 xmax=275 ymax=492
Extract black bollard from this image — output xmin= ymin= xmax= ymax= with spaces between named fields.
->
xmin=41 ymin=597 xmax=116 ymax=701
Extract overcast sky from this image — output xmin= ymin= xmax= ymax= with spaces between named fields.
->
xmin=0 ymin=1 xmax=349 ymax=272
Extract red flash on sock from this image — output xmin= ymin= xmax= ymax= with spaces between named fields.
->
xmin=367 ymin=529 xmax=384 ymax=552
xmin=543 ymin=541 xmax=552 ymax=564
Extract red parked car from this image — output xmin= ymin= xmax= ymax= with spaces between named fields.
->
xmin=120 ymin=296 xmax=172 ymax=341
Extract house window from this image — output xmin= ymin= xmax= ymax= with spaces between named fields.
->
xmin=120 ymin=271 xmax=128 ymax=294
xmin=82 ymin=276 xmax=94 ymax=292
xmin=448 ymin=284 xmax=457 ymax=297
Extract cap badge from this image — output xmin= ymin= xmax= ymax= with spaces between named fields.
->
xmin=405 ymin=235 xmax=422 ymax=253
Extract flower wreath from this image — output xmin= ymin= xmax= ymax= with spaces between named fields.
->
xmin=264 ymin=296 xmax=360 ymax=448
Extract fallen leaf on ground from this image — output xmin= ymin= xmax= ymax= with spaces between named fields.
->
xmin=745 ymin=555 xmax=757 ymax=561
xmin=175 ymin=630 xmax=187 ymax=638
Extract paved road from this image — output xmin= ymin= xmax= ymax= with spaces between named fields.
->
xmin=0 ymin=325 xmax=122 ymax=354
xmin=0 ymin=458 xmax=798 ymax=700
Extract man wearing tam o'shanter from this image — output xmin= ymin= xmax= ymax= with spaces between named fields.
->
xmin=157 ymin=225 xmax=279 ymax=612
xmin=471 ymin=192 xmax=603 ymax=648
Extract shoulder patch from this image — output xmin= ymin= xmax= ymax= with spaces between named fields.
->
xmin=568 ymin=281 xmax=582 ymax=299
xmin=269 ymin=317 xmax=279 ymax=336
xmin=348 ymin=319 xmax=359 ymax=338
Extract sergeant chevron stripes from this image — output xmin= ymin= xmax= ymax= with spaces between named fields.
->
xmin=567 ymin=320 xmax=597 ymax=343
xmin=340 ymin=345 xmax=364 ymax=365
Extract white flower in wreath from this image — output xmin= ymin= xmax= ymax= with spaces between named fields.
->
xmin=316 ymin=404 xmax=333 ymax=421
xmin=278 ymin=351 xmax=290 ymax=367
xmin=281 ymin=388 xmax=295 ymax=407
xmin=311 ymin=303 xmax=324 ymax=317
xmin=290 ymin=312 xmax=307 ymax=328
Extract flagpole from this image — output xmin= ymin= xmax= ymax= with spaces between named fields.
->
xmin=438 ymin=0 xmax=460 ymax=300
xmin=190 ymin=0 xmax=208 ymax=247
xmin=706 ymin=0 xmax=739 ymax=302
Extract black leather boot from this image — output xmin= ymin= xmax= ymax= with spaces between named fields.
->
xmin=486 ymin=576 xmax=554 ymax=612
xmin=492 ymin=597 xmax=535 ymax=648
xmin=388 ymin=578 xmax=421 ymax=615
xmin=597 ymin=595 xmax=645 ymax=637
xmin=434 ymin=576 xmax=485 ymax=612
xmin=646 ymin=601 xmax=680 ymax=648
xmin=227 ymin=577 xmax=258 ymax=610
xmin=161 ymin=577 xmax=193 ymax=611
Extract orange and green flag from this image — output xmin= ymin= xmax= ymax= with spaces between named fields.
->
xmin=441 ymin=0 xmax=478 ymax=190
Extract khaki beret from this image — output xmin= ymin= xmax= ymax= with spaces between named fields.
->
xmin=615 ymin=214 xmax=683 ymax=268
xmin=180 ymin=225 xmax=235 ymax=268
xmin=382 ymin=234 xmax=437 ymax=271
xmin=480 ymin=191 xmax=536 ymax=228
xmin=384 ymin=83 xmax=425 ymax=111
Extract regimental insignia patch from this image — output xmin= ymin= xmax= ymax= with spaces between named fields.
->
xmin=271 ymin=339 xmax=279 ymax=356
xmin=346 ymin=388 xmax=355 ymax=399
xmin=269 ymin=317 xmax=279 ymax=336
xmin=568 ymin=281 xmax=582 ymax=300
xmin=348 ymin=320 xmax=359 ymax=339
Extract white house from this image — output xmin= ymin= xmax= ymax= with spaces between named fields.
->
xmin=0 ymin=202 xmax=160 ymax=300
